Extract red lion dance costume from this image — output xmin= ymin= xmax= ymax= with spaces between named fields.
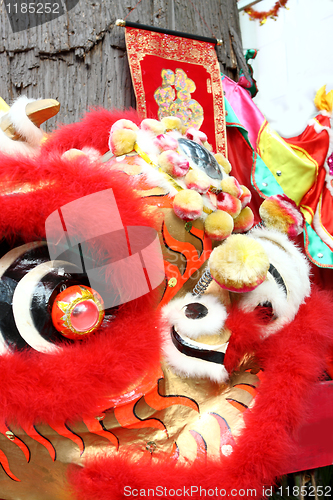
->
xmin=0 ymin=98 xmax=332 ymax=500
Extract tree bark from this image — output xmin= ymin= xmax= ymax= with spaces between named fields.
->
xmin=0 ymin=0 xmax=244 ymax=131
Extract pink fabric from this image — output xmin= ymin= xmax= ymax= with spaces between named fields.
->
xmin=223 ymin=75 xmax=265 ymax=151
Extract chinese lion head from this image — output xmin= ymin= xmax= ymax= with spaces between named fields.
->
xmin=0 ymin=100 xmax=332 ymax=500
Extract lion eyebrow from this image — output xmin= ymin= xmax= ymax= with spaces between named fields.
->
xmin=268 ymin=263 xmax=288 ymax=297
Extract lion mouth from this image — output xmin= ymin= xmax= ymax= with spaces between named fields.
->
xmin=171 ymin=326 xmax=229 ymax=365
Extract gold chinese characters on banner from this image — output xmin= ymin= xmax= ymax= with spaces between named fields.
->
xmin=125 ymin=27 xmax=227 ymax=155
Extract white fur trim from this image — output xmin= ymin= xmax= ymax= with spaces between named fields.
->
xmin=0 ymin=127 xmax=39 ymax=156
xmin=318 ymin=110 xmax=332 ymax=118
xmin=162 ymin=326 xmax=229 ymax=383
xmin=136 ymin=128 xmax=161 ymax=160
xmin=308 ymin=118 xmax=333 ymax=196
xmin=5 ymin=96 xmax=43 ymax=146
xmin=137 ymin=160 xmax=179 ymax=196
xmin=162 ymin=292 xmax=230 ymax=382
xmin=313 ymin=204 xmax=333 ymax=250
xmin=239 ymin=228 xmax=311 ymax=335
xmin=162 ymin=293 xmax=227 ymax=339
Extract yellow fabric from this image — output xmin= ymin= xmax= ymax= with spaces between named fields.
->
xmin=257 ymin=123 xmax=317 ymax=206
xmin=300 ymin=205 xmax=314 ymax=225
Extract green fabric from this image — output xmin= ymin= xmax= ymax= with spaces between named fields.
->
xmin=253 ymin=152 xmax=284 ymax=198
xmin=304 ymin=222 xmax=333 ymax=268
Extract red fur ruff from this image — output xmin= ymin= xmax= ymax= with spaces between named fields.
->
xmin=68 ymin=287 xmax=333 ymax=499
xmin=42 ymin=108 xmax=141 ymax=156
xmin=0 ymin=151 xmax=162 ymax=427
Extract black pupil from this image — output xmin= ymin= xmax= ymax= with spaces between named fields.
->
xmin=184 ymin=303 xmax=208 ymax=319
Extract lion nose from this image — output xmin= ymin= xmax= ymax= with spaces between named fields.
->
xmin=208 ymin=234 xmax=269 ymax=293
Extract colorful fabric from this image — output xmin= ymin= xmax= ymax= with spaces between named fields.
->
xmin=125 ymin=27 xmax=226 ymax=155
xmin=223 ymin=75 xmax=333 ymax=271
xmin=125 ymin=30 xmax=333 ymax=271
xmin=222 ymin=75 xmax=264 ymax=150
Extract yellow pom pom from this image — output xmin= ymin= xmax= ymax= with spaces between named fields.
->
xmin=181 ymin=125 xmax=188 ymax=135
xmin=221 ymin=176 xmax=242 ymax=198
xmin=209 ymin=234 xmax=269 ymax=292
xmin=204 ymin=210 xmax=234 ymax=241
xmin=161 ymin=116 xmax=182 ymax=131
xmin=110 ymin=119 xmax=139 ymax=132
xmin=185 ymin=169 xmax=211 ymax=194
xmin=239 ymin=185 xmax=252 ymax=208
xmin=203 ymin=141 xmax=213 ymax=152
xmin=110 ymin=129 xmax=137 ymax=156
xmin=216 ymin=192 xmax=242 ymax=218
xmin=158 ymin=150 xmax=190 ymax=177
xmin=173 ymin=189 xmax=203 ymax=220
xmin=140 ymin=119 xmax=166 ymax=135
xmin=214 ymin=153 xmax=232 ymax=174
xmin=233 ymin=207 xmax=254 ymax=233
xmin=259 ymin=195 xmax=304 ymax=237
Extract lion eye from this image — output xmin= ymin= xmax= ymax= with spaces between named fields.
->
xmin=261 ymin=301 xmax=273 ymax=309
xmin=51 ymin=285 xmax=105 ymax=339
xmin=178 ymin=138 xmax=223 ymax=180
xmin=183 ymin=303 xmax=208 ymax=320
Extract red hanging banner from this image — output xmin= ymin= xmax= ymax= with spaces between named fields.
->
xmin=125 ymin=27 xmax=227 ymax=156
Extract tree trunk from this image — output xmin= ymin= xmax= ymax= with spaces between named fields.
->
xmin=0 ymin=0 xmax=244 ymax=131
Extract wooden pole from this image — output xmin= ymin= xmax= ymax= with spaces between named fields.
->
xmin=0 ymin=0 xmax=244 ymax=131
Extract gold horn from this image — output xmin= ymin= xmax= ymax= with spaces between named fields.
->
xmin=0 ymin=98 xmax=60 ymax=140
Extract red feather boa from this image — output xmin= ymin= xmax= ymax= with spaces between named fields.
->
xmin=42 ymin=108 xmax=141 ymax=156
xmin=68 ymin=286 xmax=333 ymax=499
xmin=1 ymin=110 xmax=332 ymax=498
xmin=0 ymin=151 xmax=162 ymax=427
